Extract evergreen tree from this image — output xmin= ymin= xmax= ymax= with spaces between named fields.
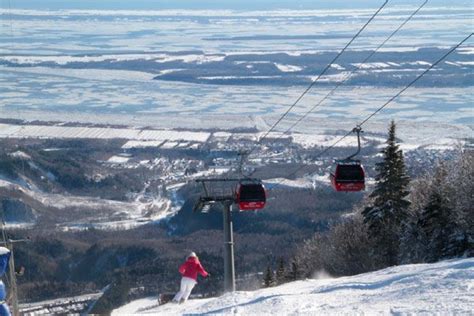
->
xmin=362 ymin=120 xmax=410 ymax=266
xmin=263 ymin=266 xmax=275 ymax=288
xmin=398 ymin=213 xmax=428 ymax=264
xmin=402 ymin=154 xmax=473 ymax=264
xmin=417 ymin=164 xmax=463 ymax=262
xmin=275 ymin=258 xmax=286 ymax=285
xmin=288 ymin=258 xmax=301 ymax=281
xmin=416 ymin=162 xmax=468 ymax=262
xmin=419 ymin=190 xmax=453 ymax=262
xmin=445 ymin=151 xmax=473 ymax=258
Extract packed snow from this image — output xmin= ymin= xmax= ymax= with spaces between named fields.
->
xmin=113 ymin=258 xmax=474 ymax=315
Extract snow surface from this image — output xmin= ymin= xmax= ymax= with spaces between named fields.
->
xmin=107 ymin=155 xmax=130 ymax=164
xmin=0 ymin=178 xmax=182 ymax=231
xmin=0 ymin=123 xmax=466 ymax=153
xmin=274 ymin=63 xmax=303 ymax=72
xmin=0 ymin=124 xmax=210 ymax=143
xmin=113 ymin=258 xmax=474 ymax=315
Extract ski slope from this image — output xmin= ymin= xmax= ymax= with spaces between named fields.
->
xmin=113 ymin=258 xmax=474 ymax=315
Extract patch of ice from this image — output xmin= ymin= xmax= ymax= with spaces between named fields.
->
xmin=274 ymin=63 xmax=303 ymax=72
xmin=160 ymin=141 xmax=178 ymax=149
xmin=330 ymin=64 xmax=345 ymax=70
xmin=154 ymin=54 xmax=225 ymax=64
xmin=291 ymin=133 xmax=363 ymax=149
xmin=451 ymin=61 xmax=474 ymax=66
xmin=352 ymin=62 xmax=391 ymax=69
xmin=155 ymin=69 xmax=184 ymax=76
xmin=457 ymin=47 xmax=474 ymax=55
xmin=407 ymin=61 xmax=432 ymax=66
xmin=265 ymin=178 xmax=313 ymax=188
xmin=107 ymin=156 xmax=130 ymax=164
xmin=9 ymin=151 xmax=31 ymax=159
xmin=197 ymin=75 xmax=282 ymax=80
xmin=122 ymin=140 xmax=165 ymax=149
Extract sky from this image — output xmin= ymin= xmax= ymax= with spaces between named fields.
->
xmin=3 ymin=0 xmax=472 ymax=10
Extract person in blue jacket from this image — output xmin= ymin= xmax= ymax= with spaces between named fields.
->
xmin=0 ymin=247 xmax=11 ymax=316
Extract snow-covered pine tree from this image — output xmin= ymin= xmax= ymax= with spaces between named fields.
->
xmin=362 ymin=120 xmax=410 ymax=266
xmin=398 ymin=212 xmax=428 ymax=264
xmin=401 ymin=151 xmax=473 ymax=264
xmin=418 ymin=162 xmax=468 ymax=262
xmin=294 ymin=235 xmax=325 ymax=278
xmin=446 ymin=150 xmax=474 ymax=258
xmin=418 ymin=189 xmax=454 ymax=262
xmin=275 ymin=258 xmax=286 ymax=285
xmin=288 ymin=258 xmax=301 ymax=281
xmin=263 ymin=266 xmax=275 ymax=288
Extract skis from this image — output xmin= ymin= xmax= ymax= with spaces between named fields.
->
xmin=135 ymin=293 xmax=175 ymax=313
xmin=136 ymin=303 xmax=161 ymax=313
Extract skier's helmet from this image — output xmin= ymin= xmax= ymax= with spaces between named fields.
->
xmin=188 ymin=252 xmax=197 ymax=259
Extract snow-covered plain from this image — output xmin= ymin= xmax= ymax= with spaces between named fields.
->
xmin=0 ymin=121 xmax=470 ymax=151
xmin=0 ymin=124 xmax=210 ymax=142
xmin=114 ymin=258 xmax=474 ymax=315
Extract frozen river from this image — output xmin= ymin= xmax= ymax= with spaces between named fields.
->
xmin=0 ymin=5 xmax=472 ymax=130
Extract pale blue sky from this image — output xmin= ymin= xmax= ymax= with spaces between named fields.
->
xmin=4 ymin=0 xmax=472 ymax=10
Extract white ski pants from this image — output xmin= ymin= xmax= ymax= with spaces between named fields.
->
xmin=173 ymin=277 xmax=196 ymax=302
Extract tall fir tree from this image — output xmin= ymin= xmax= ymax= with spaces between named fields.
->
xmin=418 ymin=164 xmax=465 ymax=262
xmin=263 ymin=265 xmax=275 ymax=288
xmin=398 ymin=212 xmax=428 ymax=264
xmin=288 ymin=258 xmax=302 ymax=281
xmin=275 ymin=258 xmax=286 ymax=285
xmin=362 ymin=120 xmax=410 ymax=266
xmin=418 ymin=189 xmax=454 ymax=262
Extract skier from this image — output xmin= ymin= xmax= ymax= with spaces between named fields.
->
xmin=0 ymin=247 xmax=11 ymax=316
xmin=172 ymin=252 xmax=209 ymax=304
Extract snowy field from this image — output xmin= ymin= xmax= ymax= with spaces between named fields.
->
xmin=113 ymin=257 xmax=474 ymax=315
xmin=0 ymin=121 xmax=470 ymax=152
xmin=0 ymin=123 xmax=210 ymax=142
xmin=0 ymin=120 xmax=469 ymax=151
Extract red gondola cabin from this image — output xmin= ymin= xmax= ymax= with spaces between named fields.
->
xmin=330 ymin=161 xmax=365 ymax=192
xmin=236 ymin=181 xmax=266 ymax=211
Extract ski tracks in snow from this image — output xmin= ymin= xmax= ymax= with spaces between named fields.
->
xmin=113 ymin=258 xmax=474 ymax=315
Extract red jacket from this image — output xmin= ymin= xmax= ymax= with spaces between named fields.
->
xmin=179 ymin=257 xmax=208 ymax=281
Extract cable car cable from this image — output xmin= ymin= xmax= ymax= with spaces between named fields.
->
xmin=251 ymin=0 xmax=389 ymax=150
xmin=242 ymin=0 xmax=427 ymax=167
xmin=273 ymin=0 xmax=429 ymax=141
xmin=273 ymin=33 xmax=473 ymax=186
xmin=358 ymin=32 xmax=473 ymax=127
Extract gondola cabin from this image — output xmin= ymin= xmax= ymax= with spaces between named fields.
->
xmin=236 ymin=181 xmax=266 ymax=211
xmin=330 ymin=161 xmax=365 ymax=192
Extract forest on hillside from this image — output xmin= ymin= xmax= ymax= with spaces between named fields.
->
xmin=0 ymin=123 xmax=471 ymax=314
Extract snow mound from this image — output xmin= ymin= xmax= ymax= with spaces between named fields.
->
xmin=113 ymin=258 xmax=474 ymax=315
